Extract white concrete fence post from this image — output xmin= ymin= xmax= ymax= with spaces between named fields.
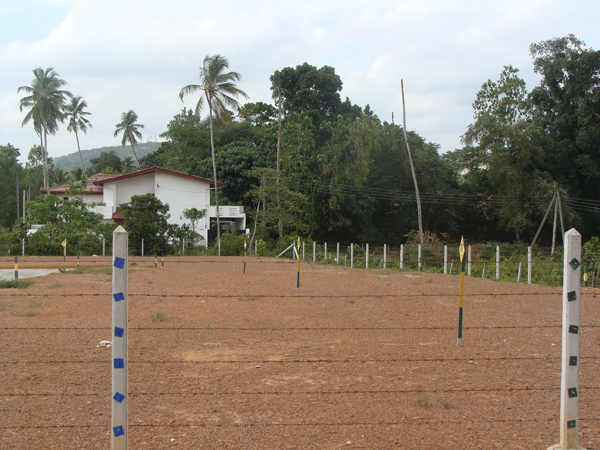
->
xmin=444 ymin=245 xmax=448 ymax=275
xmin=336 ymin=242 xmax=340 ymax=264
xmin=141 ymin=238 xmax=144 ymax=257
xmin=112 ymin=226 xmax=128 ymax=450
xmin=366 ymin=243 xmax=369 ymax=269
xmin=302 ymin=242 xmax=305 ymax=260
xmin=103 ymin=238 xmax=106 ymax=257
xmin=467 ymin=245 xmax=472 ymax=277
xmin=400 ymin=244 xmax=404 ymax=270
xmin=548 ymin=229 xmax=582 ymax=450
xmin=324 ymin=242 xmax=327 ymax=261
xmin=313 ymin=242 xmax=316 ymax=263
xmin=496 ymin=246 xmax=500 ymax=280
xmin=528 ymin=246 xmax=532 ymax=285
xmin=350 ymin=243 xmax=354 ymax=268
xmin=383 ymin=244 xmax=387 ymax=269
xmin=517 ymin=262 xmax=522 ymax=283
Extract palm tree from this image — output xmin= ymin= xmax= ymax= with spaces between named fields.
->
xmin=69 ymin=165 xmax=84 ymax=182
xmin=65 ymin=96 xmax=92 ymax=171
xmin=120 ymin=156 xmax=136 ymax=173
xmin=179 ymin=54 xmax=249 ymax=242
xmin=114 ymin=110 xmax=144 ymax=167
xmin=18 ymin=67 xmax=71 ymax=192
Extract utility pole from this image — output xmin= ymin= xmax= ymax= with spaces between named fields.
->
xmin=401 ymin=80 xmax=423 ymax=246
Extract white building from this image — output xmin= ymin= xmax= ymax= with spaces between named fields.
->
xmin=43 ymin=167 xmax=246 ymax=244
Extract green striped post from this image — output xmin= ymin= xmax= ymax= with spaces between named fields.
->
xmin=14 ymin=256 xmax=18 ymax=279
xmin=457 ymin=237 xmax=466 ymax=346
xmin=154 ymin=253 xmax=157 ymax=269
xmin=77 ymin=253 xmax=80 ymax=268
xmin=583 ymin=266 xmax=588 ymax=288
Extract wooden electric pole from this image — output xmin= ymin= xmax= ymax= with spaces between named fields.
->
xmin=401 ymin=80 xmax=424 ymax=246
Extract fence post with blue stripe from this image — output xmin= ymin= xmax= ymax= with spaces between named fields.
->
xmin=112 ymin=226 xmax=128 ymax=449
xmin=549 ymin=229 xmax=582 ymax=450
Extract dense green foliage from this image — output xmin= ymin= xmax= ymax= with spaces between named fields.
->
xmin=6 ymin=35 xmax=600 ymax=257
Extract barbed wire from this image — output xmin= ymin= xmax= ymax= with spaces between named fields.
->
xmin=9 ymin=355 xmax=598 ymax=365
xmin=5 ymin=417 xmax=600 ymax=430
xmin=1 ymin=386 xmax=577 ymax=397
xmin=2 ymin=324 xmax=581 ymax=331
xmin=0 ymin=292 xmax=563 ymax=299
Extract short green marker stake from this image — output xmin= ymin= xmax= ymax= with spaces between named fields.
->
xmin=243 ymin=240 xmax=247 ymax=274
xmin=14 ymin=256 xmax=18 ymax=280
xmin=296 ymin=237 xmax=301 ymax=290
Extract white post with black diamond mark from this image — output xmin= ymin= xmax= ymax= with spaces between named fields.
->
xmin=549 ymin=228 xmax=583 ymax=450
xmin=112 ymin=226 xmax=128 ymax=450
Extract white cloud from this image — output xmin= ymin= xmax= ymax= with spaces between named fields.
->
xmin=1 ymin=0 xmax=599 ymax=162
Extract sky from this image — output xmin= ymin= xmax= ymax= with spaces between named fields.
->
xmin=1 ymin=0 xmax=599 ymax=164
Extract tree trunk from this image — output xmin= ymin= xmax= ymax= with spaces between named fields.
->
xmin=39 ymin=133 xmax=47 ymax=193
xmin=209 ymin=102 xmax=220 ymax=242
xmin=75 ymin=128 xmax=85 ymax=171
xmin=131 ymin=144 xmax=140 ymax=168
xmin=401 ymin=80 xmax=423 ymax=246
xmin=43 ymin=129 xmax=50 ymax=194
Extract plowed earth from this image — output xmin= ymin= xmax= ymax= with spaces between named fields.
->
xmin=0 ymin=256 xmax=599 ymax=449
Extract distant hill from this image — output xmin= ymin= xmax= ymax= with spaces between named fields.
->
xmin=54 ymin=142 xmax=162 ymax=169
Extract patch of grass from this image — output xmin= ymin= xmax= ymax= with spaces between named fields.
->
xmin=12 ymin=310 xmax=38 ymax=317
xmin=0 ymin=301 xmax=15 ymax=311
xmin=0 ymin=279 xmax=34 ymax=289
xmin=238 ymin=295 xmax=263 ymax=301
xmin=348 ymin=299 xmax=355 ymax=304
xmin=27 ymin=300 xmax=42 ymax=308
xmin=60 ymin=266 xmax=112 ymax=275
xmin=48 ymin=282 xmax=62 ymax=289
xmin=130 ymin=262 xmax=137 ymax=266
xmin=416 ymin=395 xmax=433 ymax=408
xmin=425 ymin=279 xmax=433 ymax=283
xmin=151 ymin=312 xmax=166 ymax=322
xmin=146 ymin=280 xmax=153 ymax=285
xmin=439 ymin=399 xmax=456 ymax=409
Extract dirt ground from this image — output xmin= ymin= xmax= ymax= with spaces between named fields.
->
xmin=0 ymin=256 xmax=599 ymax=450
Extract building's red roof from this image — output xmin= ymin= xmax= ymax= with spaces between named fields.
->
xmin=92 ymin=166 xmax=223 ymax=187
xmin=40 ymin=173 xmax=122 ymax=195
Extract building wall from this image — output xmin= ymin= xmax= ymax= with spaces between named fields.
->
xmin=154 ymin=172 xmax=211 ymax=243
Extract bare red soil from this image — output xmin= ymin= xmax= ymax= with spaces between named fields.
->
xmin=1 ymin=256 xmax=599 ymax=449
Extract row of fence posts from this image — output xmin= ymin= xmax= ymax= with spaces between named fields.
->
xmin=292 ymin=243 xmax=549 ymax=284
xmin=107 ymin=226 xmax=586 ymax=449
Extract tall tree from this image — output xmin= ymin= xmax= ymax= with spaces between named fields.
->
xmin=458 ymin=66 xmax=554 ymax=241
xmin=529 ymin=35 xmax=600 ymax=235
xmin=18 ymin=67 xmax=71 ymax=191
xmin=179 ymin=54 xmax=249 ymax=241
xmin=64 ymin=96 xmax=92 ymax=171
xmin=0 ymin=144 xmax=23 ymax=228
xmin=114 ymin=110 xmax=144 ymax=167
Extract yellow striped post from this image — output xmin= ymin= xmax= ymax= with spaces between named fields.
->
xmin=77 ymin=253 xmax=80 ymax=268
xmin=14 ymin=256 xmax=18 ymax=279
xmin=457 ymin=236 xmax=466 ymax=346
